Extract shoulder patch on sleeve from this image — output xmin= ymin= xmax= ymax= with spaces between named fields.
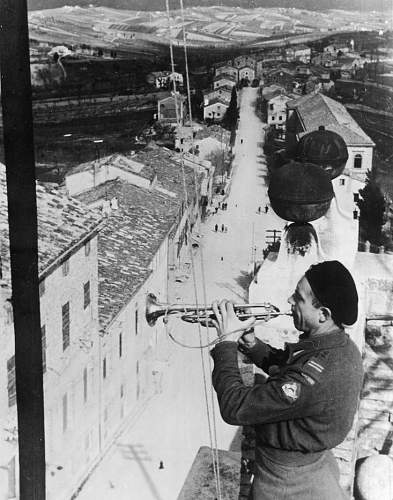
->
xmin=302 ymin=356 xmax=325 ymax=384
xmin=281 ymin=381 xmax=301 ymax=403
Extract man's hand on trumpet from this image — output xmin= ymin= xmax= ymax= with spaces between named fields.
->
xmin=211 ymin=300 xmax=256 ymax=343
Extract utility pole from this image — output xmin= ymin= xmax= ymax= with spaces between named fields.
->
xmin=0 ymin=1 xmax=46 ymax=498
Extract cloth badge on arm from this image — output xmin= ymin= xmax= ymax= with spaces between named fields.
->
xmin=301 ymin=357 xmax=325 ymax=385
xmin=281 ymin=381 xmax=301 ymax=403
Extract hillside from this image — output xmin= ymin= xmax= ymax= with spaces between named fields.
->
xmin=27 ymin=0 xmax=392 ymax=13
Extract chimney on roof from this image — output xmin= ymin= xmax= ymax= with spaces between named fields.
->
xmin=102 ymin=199 xmax=111 ymax=217
xmin=110 ymin=196 xmax=118 ymax=210
xmin=319 ymin=125 xmax=325 ymax=131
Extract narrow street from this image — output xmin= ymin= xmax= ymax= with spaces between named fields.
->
xmin=77 ymin=87 xmax=286 ymax=500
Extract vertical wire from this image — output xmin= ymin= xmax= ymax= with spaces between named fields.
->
xmin=165 ymin=1 xmax=221 ymax=497
xmin=179 ymin=2 xmax=222 ymax=496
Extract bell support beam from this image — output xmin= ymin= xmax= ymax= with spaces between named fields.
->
xmin=0 ymin=1 xmax=46 ymax=499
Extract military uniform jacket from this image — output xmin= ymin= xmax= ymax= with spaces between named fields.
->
xmin=211 ymin=330 xmax=363 ymax=453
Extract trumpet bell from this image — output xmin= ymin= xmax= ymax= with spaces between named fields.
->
xmin=145 ymin=293 xmax=165 ymax=327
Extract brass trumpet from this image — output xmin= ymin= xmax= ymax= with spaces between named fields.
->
xmin=145 ymin=293 xmax=292 ymax=327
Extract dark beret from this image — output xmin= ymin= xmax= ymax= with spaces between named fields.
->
xmin=305 ymin=260 xmax=358 ymax=326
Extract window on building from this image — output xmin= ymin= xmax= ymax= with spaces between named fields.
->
xmin=354 ymin=192 xmax=360 ymax=202
xmin=135 ymin=307 xmax=139 ymax=336
xmin=83 ymin=367 xmax=88 ymax=403
xmin=62 ymin=259 xmax=69 ymax=277
xmin=41 ymin=325 xmax=46 ymax=374
xmin=39 ymin=279 xmax=45 ymax=297
xmin=83 ymin=281 xmax=90 ymax=309
xmin=62 ymin=302 xmax=70 ymax=351
xmin=279 ymin=116 xmax=283 ymax=121
xmin=103 ymin=357 xmax=107 ymax=380
xmin=120 ymin=383 xmax=124 ymax=399
xmin=269 ymin=104 xmax=274 ymax=110
xmin=84 ymin=241 xmax=91 ymax=257
xmin=62 ymin=393 xmax=68 ymax=433
xmin=340 ymin=178 xmax=345 ymax=186
xmin=354 ymin=154 xmax=362 ymax=169
xmin=119 ymin=332 xmax=123 ymax=358
xmin=272 ymin=116 xmax=275 ymax=121
xmin=7 ymin=356 xmax=16 ymax=407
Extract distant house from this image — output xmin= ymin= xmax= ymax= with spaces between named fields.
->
xmin=267 ymin=93 xmax=295 ymax=130
xmin=233 ymin=54 xmax=256 ymax=69
xmin=149 ymin=71 xmax=183 ymax=89
xmin=203 ymin=97 xmax=229 ymax=121
xmin=333 ymin=56 xmax=364 ymax=79
xmin=286 ymin=93 xmax=375 ymax=181
xmin=323 ymin=43 xmax=350 ymax=57
xmin=157 ymin=93 xmax=187 ymax=124
xmin=213 ymin=74 xmax=237 ymax=90
xmin=238 ymin=65 xmax=255 ymax=83
xmin=311 ymin=52 xmax=335 ymax=68
xmin=215 ymin=65 xmax=238 ymax=81
xmin=285 ymin=45 xmax=311 ymax=64
xmin=203 ymin=86 xmax=232 ymax=106
xmin=262 ymin=84 xmax=286 ymax=101
xmin=264 ymin=68 xmax=295 ymax=91
xmin=255 ymin=58 xmax=264 ymax=78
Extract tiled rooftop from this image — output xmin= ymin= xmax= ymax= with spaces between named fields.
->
xmin=288 ymin=93 xmax=375 ymax=147
xmin=0 ymin=163 xmax=102 ymax=282
xmin=76 ymin=179 xmax=180 ymax=330
xmin=204 ymin=97 xmax=230 ymax=107
xmin=68 ymin=144 xmax=202 ymax=202
xmin=213 ymin=73 xmax=237 ymax=82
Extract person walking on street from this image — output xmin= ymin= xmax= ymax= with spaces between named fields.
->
xmin=210 ymin=260 xmax=363 ymax=500
xmin=258 ymin=206 xmax=262 ymax=214
xmin=265 ymin=204 xmax=269 ymax=213
xmin=214 ymin=224 xmax=218 ymax=232
xmin=221 ymin=224 xmax=225 ymax=232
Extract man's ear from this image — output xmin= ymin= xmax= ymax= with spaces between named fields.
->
xmin=318 ymin=307 xmax=332 ymax=323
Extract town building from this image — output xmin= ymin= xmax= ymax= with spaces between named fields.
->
xmin=213 ymin=74 xmax=237 ymax=90
xmin=203 ymin=97 xmax=229 ymax=121
xmin=255 ymin=58 xmax=264 ymax=78
xmin=214 ymin=65 xmax=238 ymax=81
xmin=233 ymin=54 xmax=256 ymax=69
xmin=286 ymin=93 xmax=375 ymax=182
xmin=238 ymin=65 xmax=256 ymax=83
xmin=203 ymin=86 xmax=232 ymax=107
xmin=267 ymin=93 xmax=295 ymax=130
xmin=148 ymin=71 xmax=184 ymax=89
xmin=0 ymin=164 xmax=103 ymax=500
xmin=285 ymin=44 xmax=311 ymax=63
xmin=74 ymin=179 xmax=180 ymax=457
xmin=264 ymin=67 xmax=295 ymax=91
xmin=157 ymin=93 xmax=187 ymax=125
xmin=323 ymin=43 xmax=351 ymax=57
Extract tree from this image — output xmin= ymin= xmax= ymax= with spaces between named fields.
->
xmin=222 ymin=86 xmax=238 ymax=130
xmin=357 ymin=169 xmax=386 ymax=246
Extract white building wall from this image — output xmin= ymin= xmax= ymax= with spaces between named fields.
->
xmin=239 ymin=67 xmax=255 ymax=81
xmin=99 ymin=237 xmax=170 ymax=451
xmin=345 ymin=145 xmax=373 ymax=181
xmin=42 ymin=236 xmax=100 ymax=500
xmin=203 ymin=102 xmax=228 ymax=121
xmin=0 ymin=235 xmax=100 ymax=500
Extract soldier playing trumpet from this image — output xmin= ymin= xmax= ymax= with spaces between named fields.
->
xmin=210 ymin=260 xmax=363 ymax=500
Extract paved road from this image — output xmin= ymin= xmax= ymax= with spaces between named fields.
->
xmin=77 ymin=87 xmax=285 ymax=500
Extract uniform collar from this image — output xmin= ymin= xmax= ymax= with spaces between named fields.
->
xmin=286 ymin=328 xmax=346 ymax=361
